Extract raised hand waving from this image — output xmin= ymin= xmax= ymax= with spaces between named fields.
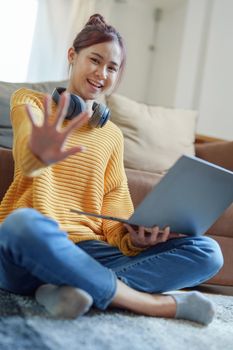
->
xmin=25 ymin=92 xmax=89 ymax=165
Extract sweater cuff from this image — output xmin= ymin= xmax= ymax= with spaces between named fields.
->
xmin=121 ymin=233 xmax=147 ymax=256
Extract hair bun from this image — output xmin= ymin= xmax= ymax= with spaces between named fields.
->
xmin=85 ymin=14 xmax=106 ymax=27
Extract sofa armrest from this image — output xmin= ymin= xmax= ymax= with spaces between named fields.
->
xmin=194 ymin=138 xmax=233 ymax=240
xmin=195 ymin=141 xmax=233 ymax=171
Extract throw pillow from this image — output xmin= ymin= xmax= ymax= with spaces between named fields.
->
xmin=106 ymin=93 xmax=198 ymax=173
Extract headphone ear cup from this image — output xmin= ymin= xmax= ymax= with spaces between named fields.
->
xmin=89 ymin=102 xmax=110 ymax=128
xmin=66 ymin=94 xmax=86 ymax=120
xmin=52 ymin=88 xmax=110 ymax=127
xmin=51 ymin=87 xmax=86 ymax=120
xmin=52 ymin=87 xmax=65 ymax=105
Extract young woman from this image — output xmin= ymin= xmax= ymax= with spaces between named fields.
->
xmin=0 ymin=14 xmax=223 ymax=324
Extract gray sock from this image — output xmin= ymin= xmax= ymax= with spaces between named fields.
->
xmin=35 ymin=284 xmax=93 ymax=319
xmin=171 ymin=291 xmax=215 ymax=325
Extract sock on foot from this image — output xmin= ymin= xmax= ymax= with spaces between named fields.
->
xmin=35 ymin=284 xmax=93 ymax=319
xmin=170 ymin=291 xmax=215 ymax=325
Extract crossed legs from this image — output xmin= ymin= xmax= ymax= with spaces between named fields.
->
xmin=0 ymin=208 xmax=223 ymax=324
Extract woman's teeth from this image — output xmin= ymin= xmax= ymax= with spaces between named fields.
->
xmin=88 ymin=79 xmax=103 ymax=88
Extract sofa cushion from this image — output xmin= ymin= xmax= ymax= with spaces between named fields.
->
xmin=125 ymin=168 xmax=164 ymax=208
xmin=0 ymin=80 xmax=68 ymax=149
xmin=206 ymin=203 xmax=233 ymax=238
xmin=107 ymin=93 xmax=197 ymax=173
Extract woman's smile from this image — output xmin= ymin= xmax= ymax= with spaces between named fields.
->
xmin=87 ymin=78 xmax=104 ymax=89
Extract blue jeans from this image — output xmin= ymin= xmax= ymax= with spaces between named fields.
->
xmin=0 ymin=208 xmax=223 ymax=310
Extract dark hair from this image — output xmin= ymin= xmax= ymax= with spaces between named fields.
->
xmin=72 ymin=14 xmax=126 ymax=91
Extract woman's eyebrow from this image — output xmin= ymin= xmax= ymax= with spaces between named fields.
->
xmin=90 ymin=52 xmax=119 ymax=67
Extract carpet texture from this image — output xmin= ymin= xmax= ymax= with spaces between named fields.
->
xmin=0 ymin=289 xmax=232 ymax=350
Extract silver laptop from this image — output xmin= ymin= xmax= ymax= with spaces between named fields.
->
xmin=71 ymin=155 xmax=233 ymax=236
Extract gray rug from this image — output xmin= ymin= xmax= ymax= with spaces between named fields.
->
xmin=0 ymin=289 xmax=232 ymax=350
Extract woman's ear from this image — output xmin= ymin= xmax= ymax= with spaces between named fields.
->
xmin=67 ymin=47 xmax=75 ymax=64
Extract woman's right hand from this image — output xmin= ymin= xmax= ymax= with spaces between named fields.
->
xmin=124 ymin=223 xmax=186 ymax=249
xmin=25 ymin=92 xmax=90 ymax=165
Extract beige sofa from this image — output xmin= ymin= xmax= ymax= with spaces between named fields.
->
xmin=0 ymin=80 xmax=233 ymax=287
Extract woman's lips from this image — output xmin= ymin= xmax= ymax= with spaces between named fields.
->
xmin=87 ymin=79 xmax=103 ymax=91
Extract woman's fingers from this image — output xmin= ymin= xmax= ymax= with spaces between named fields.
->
xmin=25 ymin=104 xmax=36 ymax=126
xmin=53 ymin=92 xmax=70 ymax=130
xmin=43 ymin=94 xmax=52 ymax=126
xmin=137 ymin=225 xmax=148 ymax=242
xmin=124 ymin=224 xmax=157 ymax=248
xmin=26 ymin=94 xmax=57 ymax=127
xmin=169 ymin=232 xmax=186 ymax=239
xmin=123 ymin=223 xmax=133 ymax=233
xmin=123 ymin=223 xmax=144 ymax=247
xmin=125 ymin=221 xmax=185 ymax=248
xmin=148 ymin=225 xmax=170 ymax=244
xmin=26 ymin=92 xmax=89 ymax=133
xmin=53 ymin=91 xmax=90 ymax=136
xmin=157 ymin=226 xmax=170 ymax=242
xmin=125 ymin=222 xmax=174 ymax=248
xmin=23 ymin=92 xmax=90 ymax=165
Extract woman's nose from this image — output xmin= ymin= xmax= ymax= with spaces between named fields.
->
xmin=96 ymin=66 xmax=107 ymax=80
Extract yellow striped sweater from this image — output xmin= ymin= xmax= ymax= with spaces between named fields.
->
xmin=0 ymin=88 xmax=143 ymax=256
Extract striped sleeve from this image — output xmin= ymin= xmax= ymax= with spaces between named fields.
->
xmin=102 ymin=130 xmax=145 ymax=256
xmin=10 ymin=88 xmax=49 ymax=177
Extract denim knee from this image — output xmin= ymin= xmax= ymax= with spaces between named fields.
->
xmin=197 ymin=235 xmax=224 ymax=279
xmin=1 ymin=208 xmax=57 ymax=248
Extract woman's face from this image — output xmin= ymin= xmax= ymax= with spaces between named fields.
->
xmin=67 ymin=41 xmax=122 ymax=101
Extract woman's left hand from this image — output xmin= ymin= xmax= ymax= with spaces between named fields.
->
xmin=124 ymin=223 xmax=184 ymax=249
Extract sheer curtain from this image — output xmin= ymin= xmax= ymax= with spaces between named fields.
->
xmin=0 ymin=0 xmax=38 ymax=82
xmin=26 ymin=0 xmax=98 ymax=82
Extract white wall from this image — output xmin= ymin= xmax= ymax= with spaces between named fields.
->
xmin=148 ymin=1 xmax=187 ymax=106
xmin=197 ymin=0 xmax=233 ymax=140
xmin=174 ymin=0 xmax=233 ymax=140
xmin=107 ymin=0 xmax=187 ymax=106
xmin=112 ymin=0 xmax=233 ymax=140
xmin=174 ymin=0 xmax=211 ymax=109
xmin=107 ymin=0 xmax=156 ymax=102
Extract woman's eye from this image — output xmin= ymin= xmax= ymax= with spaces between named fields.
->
xmin=108 ymin=66 xmax=117 ymax=73
xmin=90 ymin=57 xmax=99 ymax=64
